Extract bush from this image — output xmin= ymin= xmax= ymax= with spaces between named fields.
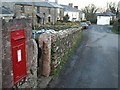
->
xmin=63 ymin=14 xmax=70 ymax=22
xmin=57 ymin=20 xmax=63 ymax=23
xmin=34 ymin=21 xmax=80 ymax=31
xmin=112 ymin=20 xmax=120 ymax=34
xmin=87 ymin=18 xmax=97 ymax=24
xmin=45 ymin=22 xmax=51 ymax=25
xmin=110 ymin=20 xmax=114 ymax=25
xmin=34 ymin=25 xmax=44 ymax=30
xmin=55 ymin=21 xmax=62 ymax=25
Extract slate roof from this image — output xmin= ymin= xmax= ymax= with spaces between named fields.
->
xmin=16 ymin=2 xmax=53 ymax=8
xmin=35 ymin=2 xmax=54 ymax=8
xmin=96 ymin=12 xmax=116 ymax=16
xmin=0 ymin=6 xmax=13 ymax=14
xmin=15 ymin=2 xmax=63 ymax=8
xmin=15 ymin=2 xmax=33 ymax=6
xmin=60 ymin=4 xmax=80 ymax=12
xmin=49 ymin=2 xmax=63 ymax=8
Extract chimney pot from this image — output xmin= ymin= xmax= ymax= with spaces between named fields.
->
xmin=55 ymin=0 xmax=58 ymax=3
xmin=69 ymin=3 xmax=73 ymax=7
xmin=45 ymin=0 xmax=49 ymax=2
xmin=74 ymin=6 xmax=78 ymax=9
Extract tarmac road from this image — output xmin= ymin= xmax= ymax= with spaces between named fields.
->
xmin=49 ymin=25 xmax=119 ymax=88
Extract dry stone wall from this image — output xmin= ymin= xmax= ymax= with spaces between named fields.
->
xmin=0 ymin=19 xmax=2 ymax=89
xmin=51 ymin=28 xmax=82 ymax=75
xmin=38 ymin=28 xmax=82 ymax=76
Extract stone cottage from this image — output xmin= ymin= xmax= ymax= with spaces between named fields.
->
xmin=15 ymin=1 xmax=64 ymax=25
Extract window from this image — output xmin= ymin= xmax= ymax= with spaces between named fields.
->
xmin=21 ymin=5 xmax=24 ymax=13
xmin=37 ymin=7 xmax=40 ymax=13
xmin=48 ymin=17 xmax=51 ymax=22
xmin=48 ymin=8 xmax=51 ymax=14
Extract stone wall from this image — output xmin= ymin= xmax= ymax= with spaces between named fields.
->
xmin=51 ymin=28 xmax=82 ymax=75
xmin=15 ymin=5 xmax=33 ymax=18
xmin=38 ymin=28 xmax=82 ymax=76
xmin=0 ymin=19 xmax=2 ymax=89
xmin=1 ymin=19 xmax=38 ymax=88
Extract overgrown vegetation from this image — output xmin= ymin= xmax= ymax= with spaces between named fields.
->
xmin=112 ymin=19 xmax=120 ymax=34
xmin=87 ymin=18 xmax=97 ymax=24
xmin=63 ymin=14 xmax=70 ymax=22
xmin=34 ymin=21 xmax=80 ymax=31
xmin=107 ymin=2 xmax=118 ymax=15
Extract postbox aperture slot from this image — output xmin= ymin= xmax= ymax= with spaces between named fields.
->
xmin=12 ymin=36 xmax=25 ymax=41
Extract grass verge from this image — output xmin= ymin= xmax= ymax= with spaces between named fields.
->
xmin=112 ymin=28 xmax=120 ymax=35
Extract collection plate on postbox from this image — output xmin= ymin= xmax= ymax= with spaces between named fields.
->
xmin=11 ymin=30 xmax=27 ymax=85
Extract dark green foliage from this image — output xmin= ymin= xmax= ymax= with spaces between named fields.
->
xmin=110 ymin=20 xmax=114 ymax=25
xmin=63 ymin=14 xmax=70 ymax=22
xmin=87 ymin=18 xmax=97 ymax=24
xmin=112 ymin=20 xmax=120 ymax=34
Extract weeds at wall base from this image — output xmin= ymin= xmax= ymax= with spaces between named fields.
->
xmin=112 ymin=28 xmax=120 ymax=35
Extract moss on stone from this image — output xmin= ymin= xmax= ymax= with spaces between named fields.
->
xmin=51 ymin=31 xmax=83 ymax=77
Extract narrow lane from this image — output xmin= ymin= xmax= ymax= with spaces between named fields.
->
xmin=53 ymin=25 xmax=118 ymax=88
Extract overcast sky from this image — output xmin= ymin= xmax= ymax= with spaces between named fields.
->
xmin=1 ymin=0 xmax=119 ymax=9
xmin=49 ymin=0 xmax=119 ymax=9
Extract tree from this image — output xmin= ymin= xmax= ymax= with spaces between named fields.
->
xmin=63 ymin=14 xmax=69 ymax=22
xmin=107 ymin=2 xmax=117 ymax=14
xmin=82 ymin=4 xmax=99 ymax=23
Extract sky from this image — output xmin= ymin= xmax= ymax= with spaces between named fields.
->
xmin=1 ymin=0 xmax=119 ymax=10
xmin=49 ymin=0 xmax=119 ymax=9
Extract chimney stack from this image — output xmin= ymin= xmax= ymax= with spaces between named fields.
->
xmin=74 ymin=6 xmax=78 ymax=9
xmin=55 ymin=0 xmax=58 ymax=3
xmin=45 ymin=0 xmax=49 ymax=2
xmin=69 ymin=3 xmax=73 ymax=7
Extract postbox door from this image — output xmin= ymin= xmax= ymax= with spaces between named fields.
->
xmin=11 ymin=30 xmax=27 ymax=85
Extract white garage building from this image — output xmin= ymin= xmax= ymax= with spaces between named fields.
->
xmin=96 ymin=12 xmax=116 ymax=25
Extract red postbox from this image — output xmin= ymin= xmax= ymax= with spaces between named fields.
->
xmin=11 ymin=30 xmax=27 ymax=85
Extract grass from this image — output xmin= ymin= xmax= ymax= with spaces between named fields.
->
xmin=112 ymin=20 xmax=120 ymax=35
xmin=112 ymin=28 xmax=120 ymax=35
